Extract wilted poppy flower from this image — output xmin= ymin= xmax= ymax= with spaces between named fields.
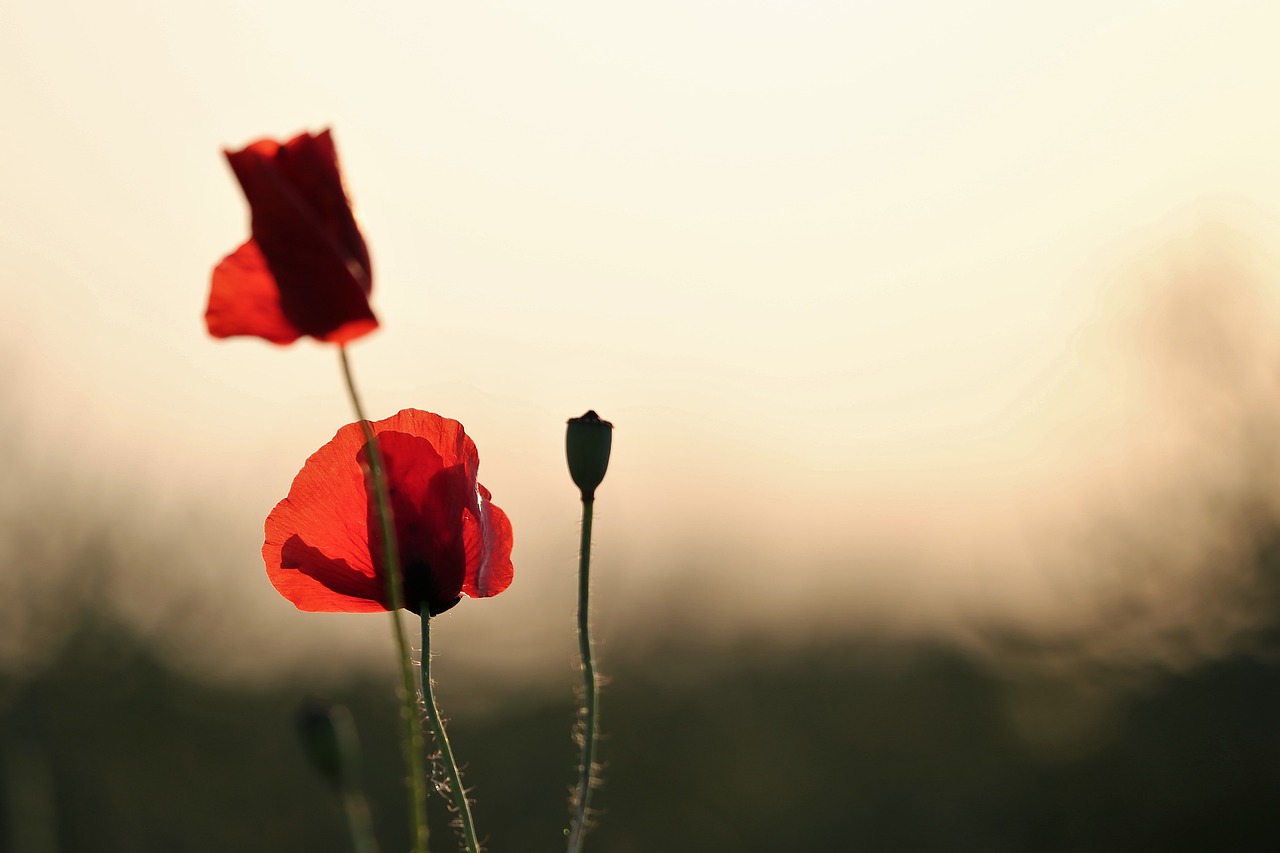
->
xmin=206 ymin=128 xmax=378 ymax=345
xmin=264 ymin=409 xmax=514 ymax=615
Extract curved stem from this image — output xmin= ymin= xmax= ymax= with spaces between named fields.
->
xmin=339 ymin=346 xmax=430 ymax=853
xmin=421 ymin=612 xmax=481 ymax=853
xmin=568 ymin=497 xmax=599 ymax=853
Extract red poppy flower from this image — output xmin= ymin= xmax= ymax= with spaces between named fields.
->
xmin=264 ymin=409 xmax=514 ymax=615
xmin=206 ymin=129 xmax=378 ymax=345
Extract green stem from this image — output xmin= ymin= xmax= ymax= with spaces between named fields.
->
xmin=339 ymin=346 xmax=430 ymax=853
xmin=339 ymin=770 xmax=381 ymax=853
xmin=328 ymin=703 xmax=382 ymax=853
xmin=340 ymin=783 xmax=378 ymax=850
xmin=421 ymin=611 xmax=482 ymax=853
xmin=568 ymin=497 xmax=599 ymax=853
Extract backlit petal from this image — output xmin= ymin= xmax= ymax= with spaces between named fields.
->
xmin=206 ymin=241 xmax=301 ymax=344
xmin=263 ymin=409 xmax=513 ymax=614
xmin=264 ymin=420 xmax=384 ymax=612
xmin=462 ymin=499 xmax=514 ymax=599
xmin=209 ymin=129 xmax=377 ymax=345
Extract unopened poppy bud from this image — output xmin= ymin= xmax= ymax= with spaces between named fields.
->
xmin=296 ymin=700 xmax=358 ymax=788
xmin=566 ymin=411 xmax=613 ymax=501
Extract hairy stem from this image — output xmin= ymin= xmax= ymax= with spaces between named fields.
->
xmin=568 ymin=497 xmax=599 ymax=853
xmin=421 ymin=611 xmax=481 ymax=853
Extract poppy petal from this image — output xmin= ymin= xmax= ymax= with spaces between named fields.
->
xmin=206 ymin=240 xmax=302 ymax=344
xmin=264 ymin=409 xmax=514 ymax=614
xmin=462 ymin=499 xmax=514 ymax=599
xmin=275 ymin=535 xmax=387 ymax=612
xmin=255 ymin=130 xmax=372 ymax=288
xmin=226 ymin=141 xmax=377 ymax=343
xmin=368 ymin=429 xmax=468 ymax=614
xmin=264 ymin=422 xmax=385 ymax=612
xmin=210 ymin=129 xmax=378 ymax=345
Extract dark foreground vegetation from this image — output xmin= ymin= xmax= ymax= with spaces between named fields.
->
xmin=3 ymin=614 xmax=1280 ymax=853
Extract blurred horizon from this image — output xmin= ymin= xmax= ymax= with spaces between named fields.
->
xmin=6 ymin=219 xmax=1280 ymax=689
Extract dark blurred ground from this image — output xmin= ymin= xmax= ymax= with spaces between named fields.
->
xmin=3 ymin=610 xmax=1280 ymax=853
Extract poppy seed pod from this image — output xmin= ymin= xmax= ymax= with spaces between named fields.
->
xmin=566 ymin=411 xmax=613 ymax=501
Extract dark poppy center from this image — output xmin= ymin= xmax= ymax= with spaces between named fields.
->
xmin=402 ymin=559 xmax=461 ymax=617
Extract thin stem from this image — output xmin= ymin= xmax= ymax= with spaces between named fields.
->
xmin=339 ymin=773 xmax=381 ymax=853
xmin=568 ymin=498 xmax=599 ymax=853
xmin=339 ymin=346 xmax=430 ymax=853
xmin=328 ymin=703 xmax=382 ymax=853
xmin=421 ymin=611 xmax=482 ymax=853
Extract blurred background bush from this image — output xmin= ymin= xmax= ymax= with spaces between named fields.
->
xmin=6 ymin=601 xmax=1280 ymax=852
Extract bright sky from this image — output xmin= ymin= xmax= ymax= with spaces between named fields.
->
xmin=4 ymin=1 xmax=1280 ymax=681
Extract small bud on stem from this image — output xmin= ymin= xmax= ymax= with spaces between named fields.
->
xmin=566 ymin=411 xmax=613 ymax=501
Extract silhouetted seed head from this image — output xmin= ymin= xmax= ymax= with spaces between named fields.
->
xmin=566 ymin=411 xmax=613 ymax=501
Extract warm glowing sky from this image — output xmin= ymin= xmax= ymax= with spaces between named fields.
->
xmin=4 ymin=1 xmax=1280 ymax=680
